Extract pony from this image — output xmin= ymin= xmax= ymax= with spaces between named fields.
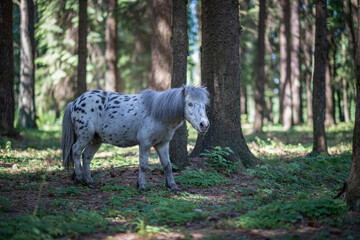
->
xmin=61 ymin=86 xmax=210 ymax=191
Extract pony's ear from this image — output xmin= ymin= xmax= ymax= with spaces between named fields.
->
xmin=182 ymin=85 xmax=188 ymax=97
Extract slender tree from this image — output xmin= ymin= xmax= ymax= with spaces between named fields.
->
xmin=0 ymin=0 xmax=19 ymax=138
xmin=279 ymin=0 xmax=292 ymax=130
xmin=149 ymin=0 xmax=172 ymax=91
xmin=344 ymin=0 xmax=360 ymax=211
xmin=341 ymin=32 xmax=350 ymax=123
xmin=77 ymin=0 xmax=87 ymax=97
xmin=191 ymin=0 xmax=259 ymax=167
xmin=325 ymin=58 xmax=335 ymax=125
xmin=303 ymin=0 xmax=314 ymax=125
xmin=254 ymin=0 xmax=266 ymax=133
xmin=169 ymin=0 xmax=189 ymax=169
xmin=18 ymin=0 xmax=37 ymax=129
xmin=312 ymin=0 xmax=328 ymax=154
xmin=105 ymin=0 xmax=119 ymax=92
xmin=291 ymin=0 xmax=302 ymax=125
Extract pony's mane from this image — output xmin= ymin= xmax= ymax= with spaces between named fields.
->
xmin=141 ymin=86 xmax=209 ymax=123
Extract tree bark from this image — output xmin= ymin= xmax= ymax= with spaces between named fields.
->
xmin=18 ymin=0 xmax=37 ymax=129
xmin=345 ymin=0 xmax=360 ymax=211
xmin=303 ymin=5 xmax=313 ymax=125
xmin=169 ymin=0 xmax=189 ymax=170
xmin=312 ymin=0 xmax=328 ymax=154
xmin=105 ymin=0 xmax=119 ymax=92
xmin=280 ymin=0 xmax=292 ymax=130
xmin=291 ymin=0 xmax=302 ymax=125
xmin=254 ymin=0 xmax=266 ymax=133
xmin=76 ymin=0 xmax=87 ymax=97
xmin=0 ymin=0 xmax=19 ymax=138
xmin=190 ymin=0 xmax=259 ymax=168
xmin=325 ymin=58 xmax=335 ymax=125
xmin=342 ymin=33 xmax=351 ymax=122
xmin=149 ymin=0 xmax=172 ymax=91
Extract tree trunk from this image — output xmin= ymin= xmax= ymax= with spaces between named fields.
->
xmin=241 ymin=86 xmax=248 ymax=115
xmin=291 ymin=0 xmax=302 ymax=125
xmin=190 ymin=0 xmax=259 ymax=168
xmin=105 ymin=0 xmax=119 ymax=92
xmin=344 ymin=0 xmax=356 ymax=69
xmin=76 ymin=0 xmax=87 ymax=97
xmin=254 ymin=0 xmax=266 ymax=133
xmin=280 ymin=0 xmax=292 ymax=130
xmin=149 ymin=0 xmax=172 ymax=91
xmin=342 ymin=33 xmax=351 ymax=122
xmin=336 ymin=89 xmax=344 ymax=122
xmin=312 ymin=0 xmax=328 ymax=154
xmin=169 ymin=0 xmax=189 ymax=170
xmin=325 ymin=58 xmax=335 ymax=125
xmin=18 ymin=0 xmax=37 ymax=129
xmin=0 ymin=0 xmax=19 ymax=138
xmin=345 ymin=0 xmax=360 ymax=211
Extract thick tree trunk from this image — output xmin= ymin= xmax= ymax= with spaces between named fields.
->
xmin=190 ymin=0 xmax=259 ymax=168
xmin=345 ymin=0 xmax=360 ymax=211
xmin=241 ymin=86 xmax=248 ymax=115
xmin=280 ymin=0 xmax=292 ymax=130
xmin=0 ymin=0 xmax=19 ymax=138
xmin=169 ymin=0 xmax=189 ymax=170
xmin=291 ymin=0 xmax=302 ymax=125
xmin=105 ymin=0 xmax=119 ymax=92
xmin=18 ymin=0 xmax=37 ymax=129
xmin=344 ymin=0 xmax=356 ymax=69
xmin=254 ymin=0 xmax=266 ymax=133
xmin=325 ymin=58 xmax=335 ymax=126
xmin=76 ymin=0 xmax=87 ymax=97
xmin=312 ymin=0 xmax=328 ymax=154
xmin=149 ymin=0 xmax=172 ymax=91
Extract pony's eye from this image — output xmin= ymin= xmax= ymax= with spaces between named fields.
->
xmin=188 ymin=102 xmax=193 ymax=107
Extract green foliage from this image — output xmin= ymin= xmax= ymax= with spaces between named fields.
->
xmin=236 ymin=198 xmax=348 ymax=230
xmin=52 ymin=186 xmax=82 ymax=197
xmin=175 ymin=169 xmax=229 ymax=188
xmin=143 ymin=198 xmax=204 ymax=226
xmin=0 ymin=196 xmax=10 ymax=214
xmin=0 ymin=210 xmax=107 ymax=240
xmin=201 ymin=146 xmax=239 ymax=173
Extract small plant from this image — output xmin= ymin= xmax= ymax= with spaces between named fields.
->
xmin=175 ymin=169 xmax=229 ymax=188
xmin=201 ymin=146 xmax=239 ymax=173
xmin=0 ymin=196 xmax=10 ymax=213
xmin=53 ymin=186 xmax=82 ymax=196
xmin=143 ymin=198 xmax=204 ymax=226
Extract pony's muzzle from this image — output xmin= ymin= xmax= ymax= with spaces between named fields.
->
xmin=199 ymin=119 xmax=210 ymax=133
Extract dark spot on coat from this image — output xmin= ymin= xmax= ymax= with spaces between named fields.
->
xmin=112 ymin=111 xmax=117 ymax=114
xmin=96 ymin=100 xmax=99 ymax=103
xmin=98 ymin=105 xmax=103 ymax=110
xmin=114 ymin=101 xmax=120 ymax=104
xmin=81 ymin=103 xmax=86 ymax=107
xmin=91 ymin=108 xmax=94 ymax=112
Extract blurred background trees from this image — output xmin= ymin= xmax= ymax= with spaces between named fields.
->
xmin=2 ymin=0 xmax=359 ymax=139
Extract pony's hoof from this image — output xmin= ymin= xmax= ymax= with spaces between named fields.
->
xmin=136 ymin=180 xmax=146 ymax=191
xmin=166 ymin=182 xmax=179 ymax=192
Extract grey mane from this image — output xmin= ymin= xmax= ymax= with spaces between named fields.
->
xmin=141 ymin=86 xmax=209 ymax=123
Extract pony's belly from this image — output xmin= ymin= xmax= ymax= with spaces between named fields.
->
xmin=97 ymin=128 xmax=139 ymax=147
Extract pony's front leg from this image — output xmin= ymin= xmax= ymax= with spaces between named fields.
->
xmin=137 ymin=144 xmax=150 ymax=190
xmin=155 ymin=143 xmax=179 ymax=191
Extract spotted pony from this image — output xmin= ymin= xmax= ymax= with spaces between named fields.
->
xmin=62 ymin=86 xmax=210 ymax=191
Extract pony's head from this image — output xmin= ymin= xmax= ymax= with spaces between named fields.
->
xmin=183 ymin=86 xmax=210 ymax=134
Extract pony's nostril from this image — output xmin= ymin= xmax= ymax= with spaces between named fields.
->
xmin=200 ymin=122 xmax=204 ymax=128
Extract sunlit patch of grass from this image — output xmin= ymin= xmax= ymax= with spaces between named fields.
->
xmin=236 ymin=198 xmax=348 ymax=230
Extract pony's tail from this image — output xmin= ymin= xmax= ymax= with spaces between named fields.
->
xmin=62 ymin=102 xmax=75 ymax=170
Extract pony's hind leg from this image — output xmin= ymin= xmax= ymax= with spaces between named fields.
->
xmin=72 ymin=138 xmax=89 ymax=184
xmin=155 ymin=143 xmax=179 ymax=191
xmin=82 ymin=139 xmax=102 ymax=185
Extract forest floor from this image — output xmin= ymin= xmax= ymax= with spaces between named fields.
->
xmin=1 ymin=121 xmax=360 ymax=240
